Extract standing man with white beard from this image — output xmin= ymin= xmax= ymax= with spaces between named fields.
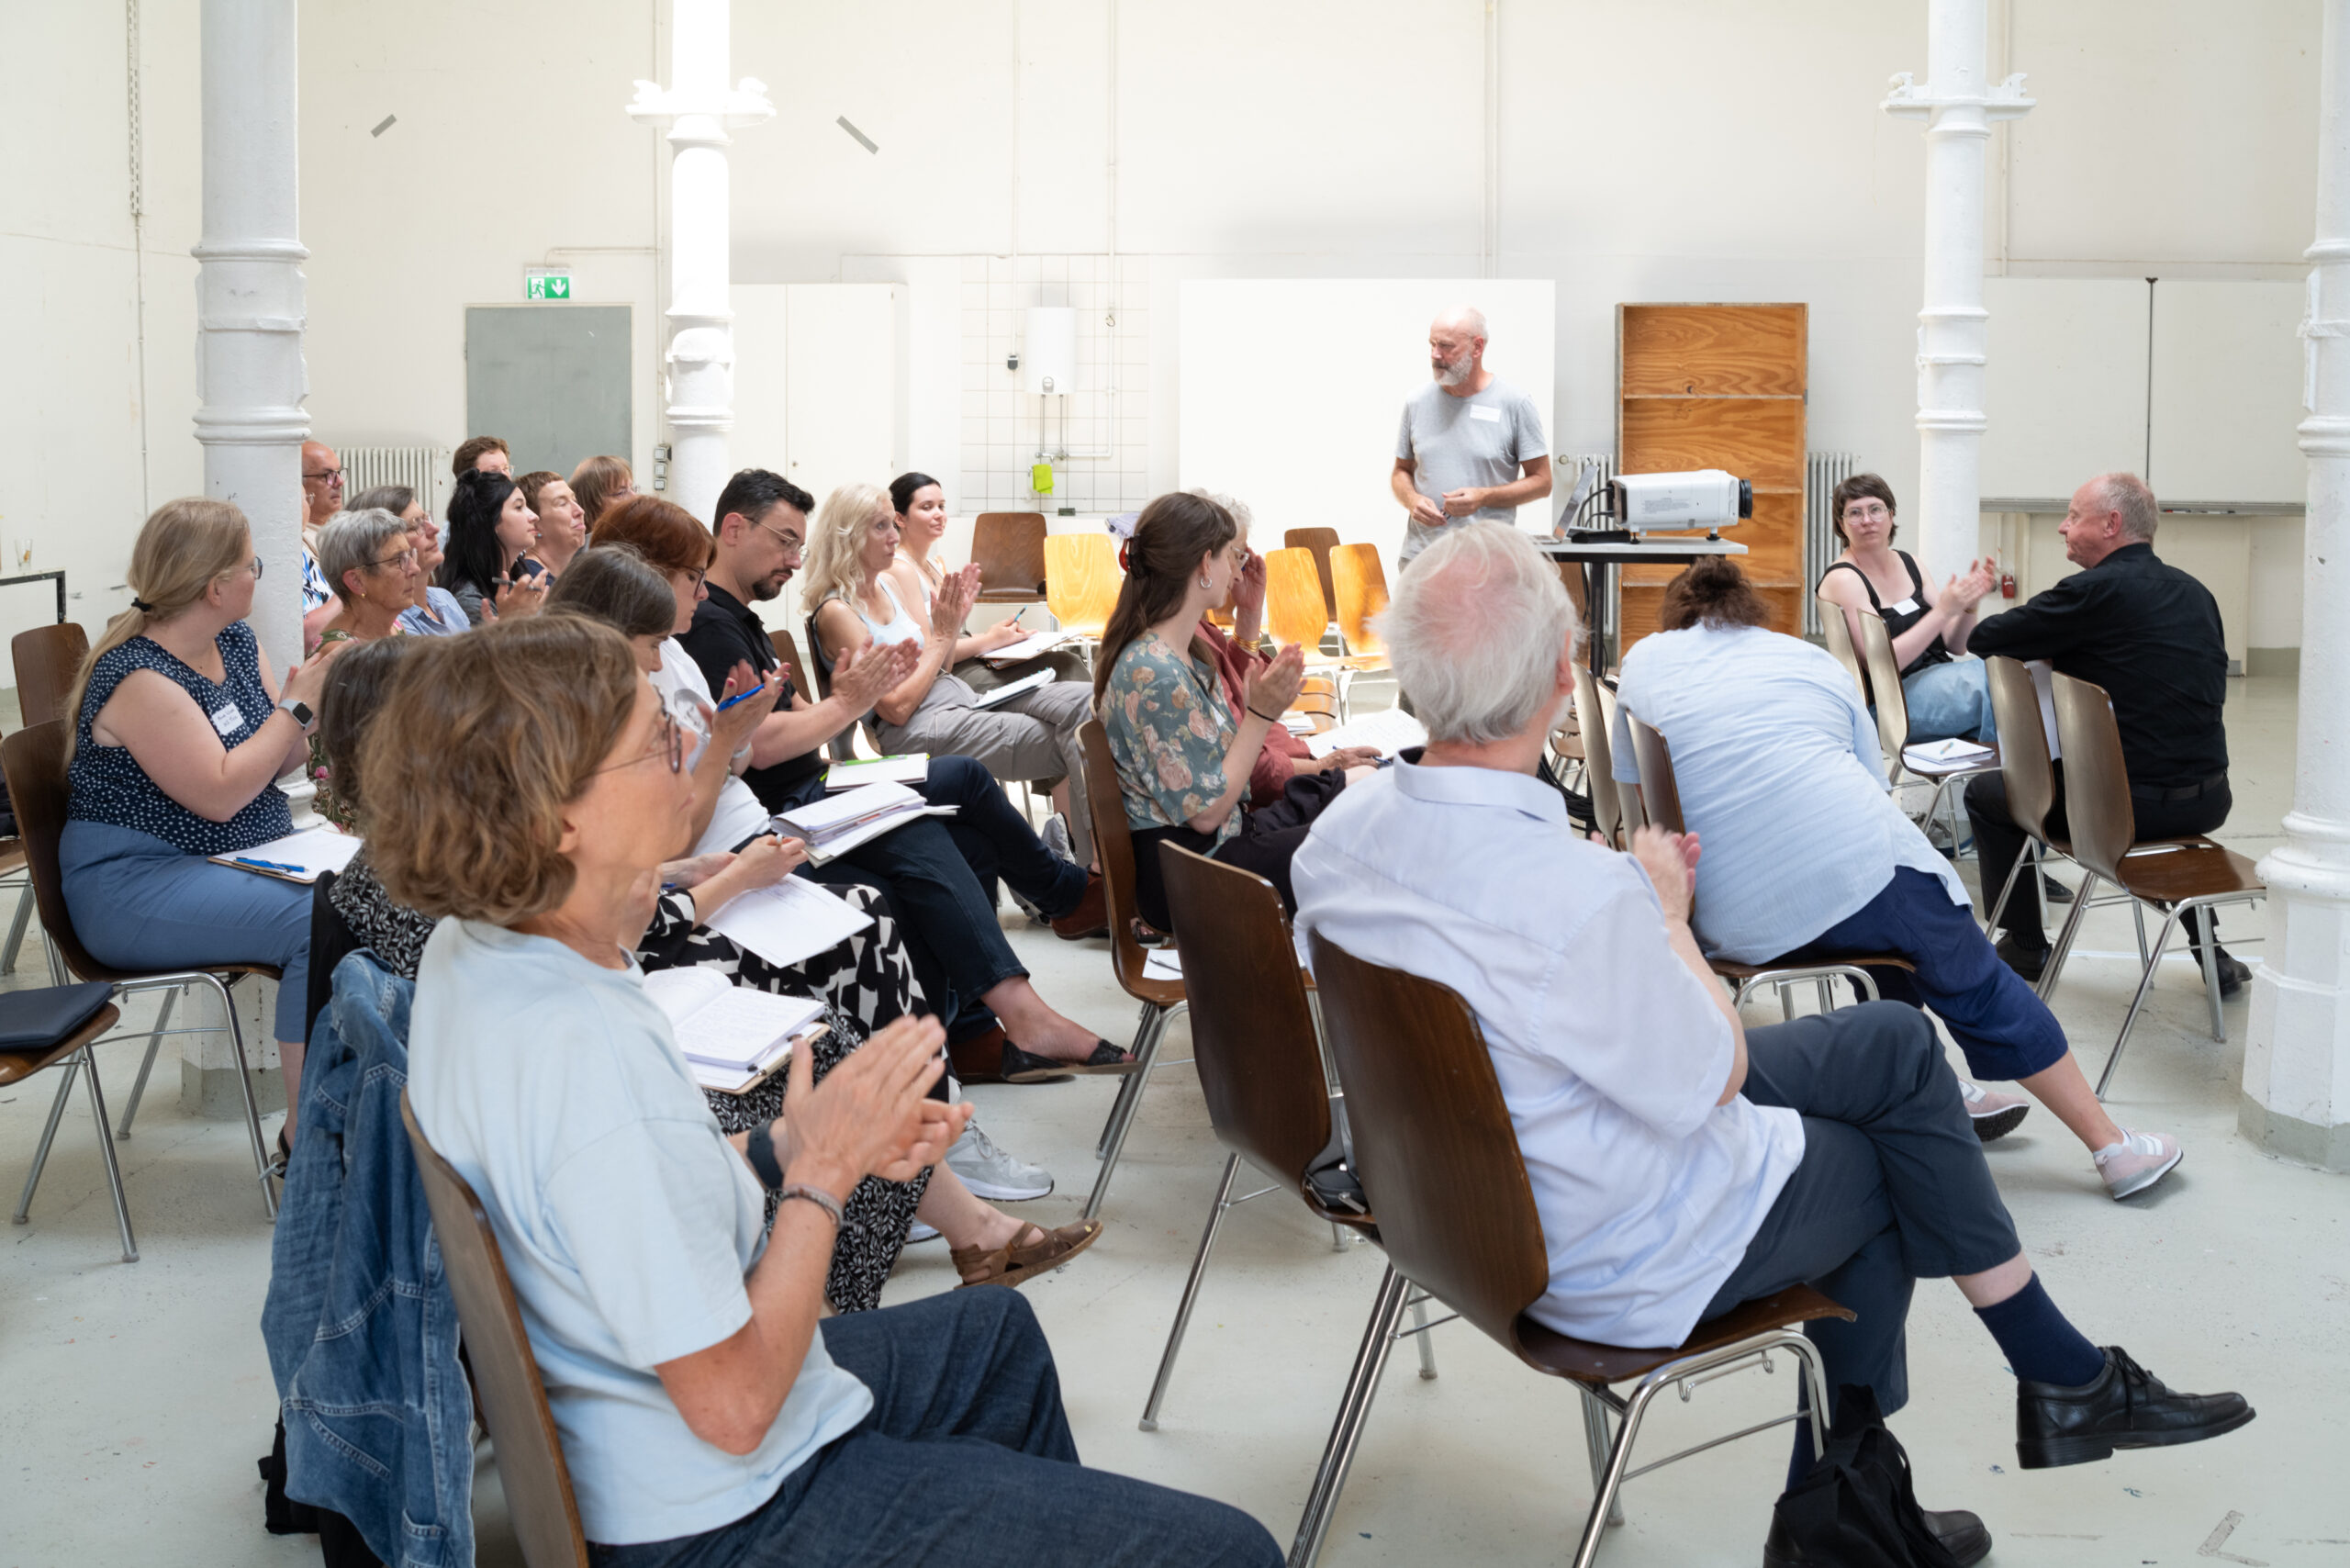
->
xmin=1390 ymin=305 xmax=1551 ymax=567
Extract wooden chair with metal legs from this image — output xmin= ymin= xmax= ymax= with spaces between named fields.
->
xmin=400 ymin=1092 xmax=591 ymax=1568
xmin=2042 ymin=673 xmax=2266 ymax=1096
xmin=1325 ymin=544 xmax=1394 ymax=717
xmin=970 ymin=512 xmax=1049 ymax=606
xmin=13 ymin=622 xmax=92 ymax=728
xmin=1043 ymin=532 xmax=1122 ymax=649
xmin=1853 ymin=610 xmax=1998 ymax=857
xmin=1814 ymin=593 xmax=1867 ymax=702
xmin=1568 ymin=661 xmax=1638 ymax=849
xmin=1138 ymin=846 xmax=1433 ymax=1435
xmin=1301 ymin=935 xmax=1851 ymax=1568
xmin=1620 ymin=709 xmax=1915 ymax=1016
xmin=1 ymin=992 xmax=128 ymax=1259
xmin=1284 ymin=526 xmax=1342 ymax=637
xmin=2 ymin=720 xmax=283 ymax=1226
xmin=1074 ymin=720 xmax=1187 ymax=1222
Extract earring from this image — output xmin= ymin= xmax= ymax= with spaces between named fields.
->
xmin=1198 ymin=575 xmax=1212 ymax=588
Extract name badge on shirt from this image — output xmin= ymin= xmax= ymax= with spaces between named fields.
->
xmin=1469 ymin=404 xmax=1502 ymax=422
xmin=1888 ymin=597 xmax=1919 ymax=616
xmin=210 ymin=700 xmax=245 ymax=737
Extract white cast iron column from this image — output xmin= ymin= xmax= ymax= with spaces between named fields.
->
xmin=2244 ymin=0 xmax=2350 ymax=1173
xmin=1884 ymin=1 xmax=2033 ymax=585
xmin=630 ymin=0 xmax=772 ymax=525
xmin=193 ymin=0 xmax=308 ymax=668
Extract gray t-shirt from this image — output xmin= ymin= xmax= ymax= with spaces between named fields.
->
xmin=408 ymin=917 xmax=873 ymax=1545
xmin=1394 ymin=375 xmax=1549 ymax=562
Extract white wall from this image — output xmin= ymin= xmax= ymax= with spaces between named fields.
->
xmin=8 ymin=0 xmax=2329 ymax=655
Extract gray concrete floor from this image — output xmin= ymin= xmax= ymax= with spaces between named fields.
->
xmin=4 ymin=674 xmax=2344 ymax=1567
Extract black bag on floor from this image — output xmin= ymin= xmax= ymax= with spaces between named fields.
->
xmin=1770 ymin=1385 xmax=1964 ymax=1568
xmin=260 ymin=1417 xmax=386 ymax=1568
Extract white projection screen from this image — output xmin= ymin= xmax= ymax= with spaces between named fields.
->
xmin=1178 ymin=278 xmax=1556 ymax=574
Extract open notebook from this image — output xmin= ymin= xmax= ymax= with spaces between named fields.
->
xmin=700 ymin=877 xmax=878 ymax=970
xmin=640 ymin=967 xmax=827 ymax=1094
xmin=208 ymin=826 xmax=364 ymax=884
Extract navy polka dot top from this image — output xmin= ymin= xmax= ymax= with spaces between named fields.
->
xmin=67 ymin=622 xmax=296 ymax=856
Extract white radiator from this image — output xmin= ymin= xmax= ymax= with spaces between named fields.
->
xmin=340 ymin=446 xmax=449 ymax=519
xmin=1803 ymin=452 xmax=1856 ymax=636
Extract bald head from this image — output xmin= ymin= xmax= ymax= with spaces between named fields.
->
xmin=2060 ymin=471 xmax=2159 ymax=569
xmin=1428 ymin=307 xmax=1489 ymax=389
xmin=1382 ymin=523 xmax=1578 ymax=745
xmin=301 ymin=439 xmax=343 ymax=528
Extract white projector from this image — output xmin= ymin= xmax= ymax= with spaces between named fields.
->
xmin=1606 ymin=469 xmax=1753 ymax=534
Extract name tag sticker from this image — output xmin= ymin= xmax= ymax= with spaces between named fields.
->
xmin=210 ymin=701 xmax=245 ymax=737
xmin=1889 ymin=597 xmax=1920 ymax=616
xmin=1469 ymin=405 xmax=1502 ymax=422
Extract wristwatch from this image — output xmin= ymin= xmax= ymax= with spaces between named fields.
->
xmin=276 ymin=695 xmax=313 ymax=727
xmin=744 ymin=1121 xmax=785 ymax=1191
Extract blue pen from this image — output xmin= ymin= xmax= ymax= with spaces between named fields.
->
xmin=715 ymin=677 xmax=767 ymax=713
xmin=231 ymin=857 xmax=310 ymax=875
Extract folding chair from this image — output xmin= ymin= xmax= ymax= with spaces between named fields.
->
xmin=1853 ymin=611 xmax=1998 ymax=857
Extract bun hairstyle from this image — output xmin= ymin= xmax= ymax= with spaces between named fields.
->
xmin=1656 ymin=555 xmax=1773 ymax=633
xmin=889 ymin=471 xmax=942 ymax=517
xmin=64 ymin=498 xmax=252 ymax=765
xmin=1091 ymin=491 xmax=1238 ymax=705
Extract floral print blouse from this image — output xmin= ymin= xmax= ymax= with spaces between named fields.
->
xmin=1102 ymin=631 xmax=1241 ymax=847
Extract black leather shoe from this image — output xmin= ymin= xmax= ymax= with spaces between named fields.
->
xmin=2199 ymin=946 xmax=2252 ymax=998
xmin=2042 ymin=872 xmax=2075 ymax=903
xmin=1761 ymin=1507 xmax=1990 ymax=1566
xmin=2016 ymin=1346 xmax=2255 ymax=1469
xmin=1994 ymin=935 xmax=2049 ymax=982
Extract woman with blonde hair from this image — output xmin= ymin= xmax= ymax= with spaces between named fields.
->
xmin=62 ymin=498 xmax=342 ymax=1148
xmin=805 ymin=483 xmax=1097 ymax=866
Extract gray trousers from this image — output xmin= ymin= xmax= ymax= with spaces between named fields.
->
xmin=871 ymin=676 xmax=1097 ymax=863
xmin=1698 ymin=1002 xmax=2022 ymax=1419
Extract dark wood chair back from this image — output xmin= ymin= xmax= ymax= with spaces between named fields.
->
xmin=1077 ymin=719 xmax=1181 ymax=1007
xmin=1284 ymin=527 xmax=1341 ymax=618
xmin=777 ymin=625 xmax=855 ymax=766
xmin=399 ymin=1092 xmax=590 ymax=1568
xmin=1622 ymin=710 xmax=1687 ymax=835
xmin=1308 ymin=933 xmax=1550 ymax=1353
xmin=972 ymin=513 xmax=1048 ymax=602
xmin=2049 ymin=671 xmax=2139 ymax=882
xmin=1985 ymin=655 xmax=2059 ymax=843
xmin=12 ymin=623 xmax=90 ymax=729
xmin=1852 ymin=610 xmax=1912 ymax=765
xmin=1159 ymin=846 xmax=1331 ymax=1193
xmin=2 ymin=721 xmax=107 ymax=982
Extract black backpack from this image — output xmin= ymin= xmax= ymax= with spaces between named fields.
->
xmin=1771 ymin=1385 xmax=1964 ymax=1568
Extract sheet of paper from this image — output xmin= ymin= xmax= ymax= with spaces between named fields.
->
xmin=983 ymin=629 xmax=1077 ymax=666
xmin=777 ymin=780 xmax=923 ymax=838
xmin=968 ymin=668 xmax=1053 ymax=710
xmin=702 ymin=877 xmax=879 ymax=970
xmin=1281 ymin=713 xmax=1317 ymax=735
xmin=1304 ymin=707 xmax=1427 ymax=759
xmin=690 ymin=1025 xmax=828 ymax=1094
xmin=1906 ymin=738 xmax=1995 ymax=764
xmin=1143 ymin=950 xmax=1183 ymax=982
xmin=209 ymin=825 xmax=364 ymax=883
xmin=823 ymin=754 xmax=931 ymax=790
xmin=664 ymin=984 xmax=825 ymax=1072
xmin=797 ymin=804 xmax=931 ymax=864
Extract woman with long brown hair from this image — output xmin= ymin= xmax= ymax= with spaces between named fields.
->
xmin=61 ymin=498 xmax=343 ymax=1147
xmin=1096 ymin=492 xmax=1367 ymax=932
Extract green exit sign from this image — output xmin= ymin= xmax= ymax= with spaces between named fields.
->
xmin=526 ymin=270 xmax=572 ymax=301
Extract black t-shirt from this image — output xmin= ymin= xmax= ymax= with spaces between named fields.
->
xmin=676 ymin=583 xmax=828 ymax=810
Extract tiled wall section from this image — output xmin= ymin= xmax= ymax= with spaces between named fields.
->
xmin=960 ymin=253 xmax=1150 ymax=515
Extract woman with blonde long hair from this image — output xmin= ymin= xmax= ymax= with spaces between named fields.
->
xmin=805 ymin=483 xmax=1097 ymax=866
xmin=61 ymin=498 xmax=342 ymax=1148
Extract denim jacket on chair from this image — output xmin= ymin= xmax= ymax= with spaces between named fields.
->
xmin=262 ymin=950 xmax=475 ymax=1568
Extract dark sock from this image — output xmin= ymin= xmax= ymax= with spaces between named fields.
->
xmin=1973 ymin=1273 xmax=2106 ymax=1388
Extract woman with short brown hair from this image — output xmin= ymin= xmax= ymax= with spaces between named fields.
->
xmin=569 ymin=453 xmax=636 ymax=530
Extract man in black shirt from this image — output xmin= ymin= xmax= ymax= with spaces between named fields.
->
xmin=1964 ymin=473 xmax=2244 ymax=991
xmin=677 ymin=469 xmax=1129 ymax=1083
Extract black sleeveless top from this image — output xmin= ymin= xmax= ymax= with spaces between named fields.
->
xmin=1822 ymin=551 xmax=1951 ymax=678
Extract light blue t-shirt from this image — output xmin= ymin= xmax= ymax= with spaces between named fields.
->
xmin=407 ymin=918 xmax=872 ymax=1546
xmin=1610 ymin=622 xmax=1970 ymax=964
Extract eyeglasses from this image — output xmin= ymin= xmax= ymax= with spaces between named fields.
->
xmin=250 ymin=554 xmax=266 ymax=580
xmin=752 ymin=517 xmax=804 ymax=554
xmin=304 ymin=468 xmax=343 ymax=485
xmin=369 ymin=547 xmax=420 ymax=572
xmin=595 ymin=709 xmax=687 ymax=778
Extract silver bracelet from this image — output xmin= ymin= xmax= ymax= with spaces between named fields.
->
xmin=778 ymin=1182 xmax=844 ymax=1231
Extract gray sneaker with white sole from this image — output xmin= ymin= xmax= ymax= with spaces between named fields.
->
xmin=945 ymin=1118 xmax=1055 ymax=1201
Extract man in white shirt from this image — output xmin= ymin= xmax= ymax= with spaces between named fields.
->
xmin=1390 ymin=306 xmax=1551 ymax=566
xmin=1291 ymin=524 xmax=2251 ymax=1554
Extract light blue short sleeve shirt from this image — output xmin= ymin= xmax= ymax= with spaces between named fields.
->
xmin=408 ymin=919 xmax=872 ymax=1546
xmin=1292 ymin=762 xmax=1802 ymax=1349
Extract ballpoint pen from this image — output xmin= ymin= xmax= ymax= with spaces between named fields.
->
xmin=229 ymin=857 xmax=311 ymax=875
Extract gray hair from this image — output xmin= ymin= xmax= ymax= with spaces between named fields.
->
xmin=2096 ymin=473 xmax=2160 ymax=541
xmin=316 ymin=507 xmax=414 ymax=598
xmin=1433 ymin=305 xmax=1488 ymax=342
xmin=1380 ymin=523 xmax=1579 ymax=746
xmin=1182 ymin=487 xmax=1252 ymax=540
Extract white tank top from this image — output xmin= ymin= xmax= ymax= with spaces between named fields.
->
xmin=850 ymin=576 xmax=923 ymax=649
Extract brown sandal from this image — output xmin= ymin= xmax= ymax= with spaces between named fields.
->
xmin=950 ymin=1219 xmax=1103 ymax=1289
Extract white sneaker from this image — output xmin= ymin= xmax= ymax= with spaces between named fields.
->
xmin=2097 ymin=1127 xmax=2183 ymax=1200
xmin=1959 ymin=1079 xmax=2031 ymax=1142
xmin=906 ymin=1221 xmax=941 ymax=1243
xmin=945 ymin=1118 xmax=1055 ymax=1201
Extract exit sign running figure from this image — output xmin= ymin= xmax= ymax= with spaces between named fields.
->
xmin=526 ymin=270 xmax=573 ymax=300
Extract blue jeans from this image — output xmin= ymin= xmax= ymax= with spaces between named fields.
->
xmin=588 ymin=1291 xmax=1281 ymax=1568
xmin=1701 ymin=1002 xmax=2022 ymax=1419
xmin=60 ymin=818 xmax=310 ymax=1041
xmin=1778 ymin=868 xmax=2070 ymax=1081
xmin=1897 ymin=657 xmax=1997 ymax=744
xmin=795 ymin=756 xmax=1085 ymax=1036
